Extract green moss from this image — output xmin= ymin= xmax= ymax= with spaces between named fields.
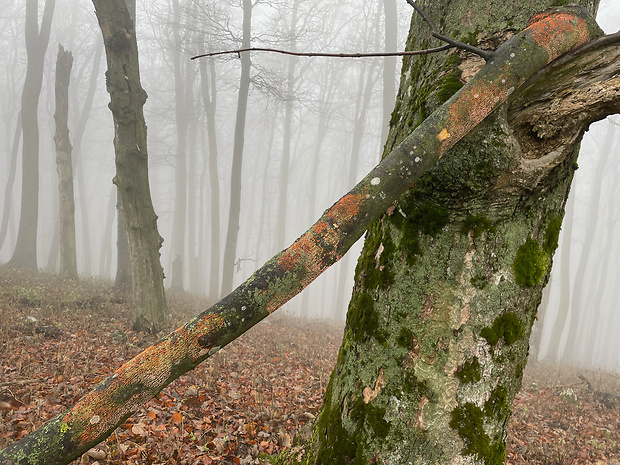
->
xmin=346 ymin=291 xmax=386 ymax=344
xmin=480 ymin=312 xmax=524 ymax=346
xmin=350 ymin=398 xmax=391 ymax=439
xmin=513 ymin=237 xmax=548 ymax=288
xmin=461 ymin=214 xmax=496 ymax=238
xmin=471 ymin=274 xmax=488 ymax=290
xmin=315 ymin=377 xmax=357 ymax=464
xmin=450 ymin=402 xmax=506 ymax=464
xmin=543 ymin=215 xmax=563 ymax=255
xmin=393 ymin=199 xmax=451 ymax=266
xmin=355 ymin=221 xmax=395 ymax=291
xmin=436 ymin=74 xmax=464 ymax=105
xmin=484 ymin=385 xmax=509 ymax=418
xmin=397 ymin=327 xmax=414 ymax=348
xmin=456 ymin=357 xmax=482 ymax=384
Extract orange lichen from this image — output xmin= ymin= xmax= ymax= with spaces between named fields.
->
xmin=527 ymin=12 xmax=590 ymax=63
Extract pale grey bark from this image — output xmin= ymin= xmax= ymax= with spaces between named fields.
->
xmin=9 ymin=0 xmax=56 ymax=270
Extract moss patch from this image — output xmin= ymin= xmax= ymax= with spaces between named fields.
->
xmin=512 ymin=237 xmax=548 ymax=288
xmin=346 ymin=292 xmax=386 ymax=344
xmin=480 ymin=312 xmax=524 ymax=346
xmin=461 ymin=214 xmax=496 ymax=239
xmin=456 ymin=357 xmax=482 ymax=384
xmin=449 ymin=402 xmax=505 ymax=463
xmin=543 ymin=214 xmax=563 ymax=255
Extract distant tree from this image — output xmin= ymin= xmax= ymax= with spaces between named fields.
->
xmin=8 ymin=0 xmax=55 ymax=270
xmin=94 ymin=0 xmax=167 ymax=333
xmin=221 ymin=0 xmax=252 ymax=296
xmin=53 ymin=44 xmax=78 ymax=279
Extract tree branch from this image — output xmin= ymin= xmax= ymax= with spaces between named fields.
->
xmin=404 ymin=0 xmax=493 ymax=60
xmin=191 ymin=45 xmax=453 ymax=60
xmin=0 ymin=8 xmax=606 ymax=465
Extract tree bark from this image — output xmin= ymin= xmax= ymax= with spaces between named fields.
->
xmin=54 ymin=44 xmax=78 ymax=279
xmin=93 ymin=0 xmax=167 ymax=333
xmin=8 ymin=0 xmax=55 ymax=270
xmin=1 ymin=6 xmax=618 ymax=465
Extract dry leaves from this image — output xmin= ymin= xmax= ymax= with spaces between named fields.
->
xmin=1 ymin=268 xmax=619 ymax=464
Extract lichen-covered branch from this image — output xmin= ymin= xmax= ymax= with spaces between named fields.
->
xmin=0 ymin=7 xmax=605 ymax=465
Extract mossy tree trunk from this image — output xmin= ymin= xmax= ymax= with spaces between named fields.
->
xmin=276 ymin=1 xmax=620 ymax=464
xmin=93 ymin=0 xmax=167 ymax=333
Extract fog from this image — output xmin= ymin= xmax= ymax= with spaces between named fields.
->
xmin=0 ymin=0 xmax=619 ymax=370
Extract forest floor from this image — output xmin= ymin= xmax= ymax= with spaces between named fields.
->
xmin=1 ymin=267 xmax=619 ymax=465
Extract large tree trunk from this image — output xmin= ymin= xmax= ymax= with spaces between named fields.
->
xmin=93 ymin=0 xmax=167 ymax=333
xmin=54 ymin=45 xmax=78 ymax=279
xmin=8 ymin=0 xmax=55 ymax=270
xmin=280 ymin=2 xmax=614 ymax=464
xmin=1 ymin=6 xmax=618 ymax=464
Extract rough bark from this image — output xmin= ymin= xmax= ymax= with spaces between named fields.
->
xmin=54 ymin=44 xmax=78 ymax=279
xmin=1 ymin=7 xmax=618 ymax=465
xmin=8 ymin=0 xmax=55 ymax=270
xmin=93 ymin=0 xmax=167 ymax=333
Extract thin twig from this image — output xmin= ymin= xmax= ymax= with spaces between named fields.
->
xmin=405 ymin=0 xmax=493 ymax=60
xmin=191 ymin=45 xmax=453 ymax=60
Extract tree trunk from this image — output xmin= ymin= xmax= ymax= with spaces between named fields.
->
xmin=276 ymin=0 xmax=300 ymax=252
xmin=198 ymin=42 xmax=221 ymax=301
xmin=562 ymin=121 xmax=613 ymax=363
xmin=2 ymin=6 xmax=617 ymax=464
xmin=0 ymin=112 xmax=21 ymax=252
xmin=115 ymin=191 xmax=132 ymax=290
xmin=222 ymin=0 xmax=252 ymax=296
xmin=54 ymin=44 xmax=78 ymax=279
xmin=9 ymin=0 xmax=55 ymax=270
xmin=93 ymin=0 xmax=167 ymax=333
xmin=380 ymin=0 xmax=397 ymax=148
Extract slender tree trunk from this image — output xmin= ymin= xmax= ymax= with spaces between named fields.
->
xmin=73 ymin=40 xmax=103 ymax=276
xmin=276 ymin=0 xmax=300 ymax=252
xmin=221 ymin=0 xmax=252 ymax=295
xmin=0 ymin=112 xmax=21 ymax=252
xmin=199 ymin=43 xmax=221 ymax=301
xmin=562 ymin=122 xmax=612 ymax=363
xmin=380 ymin=0 xmax=397 ymax=148
xmin=9 ymin=0 xmax=56 ymax=270
xmin=54 ymin=45 xmax=78 ymax=279
xmin=94 ymin=0 xmax=167 ymax=333
xmin=99 ymin=188 xmax=116 ymax=277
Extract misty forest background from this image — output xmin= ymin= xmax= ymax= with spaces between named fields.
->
xmin=0 ymin=0 xmax=619 ymax=371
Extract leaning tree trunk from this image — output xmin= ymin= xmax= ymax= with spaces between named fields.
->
xmin=93 ymin=0 xmax=167 ymax=333
xmin=1 ymin=5 xmax=618 ymax=465
xmin=53 ymin=44 xmax=78 ymax=279
xmin=278 ymin=2 xmax=613 ymax=464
